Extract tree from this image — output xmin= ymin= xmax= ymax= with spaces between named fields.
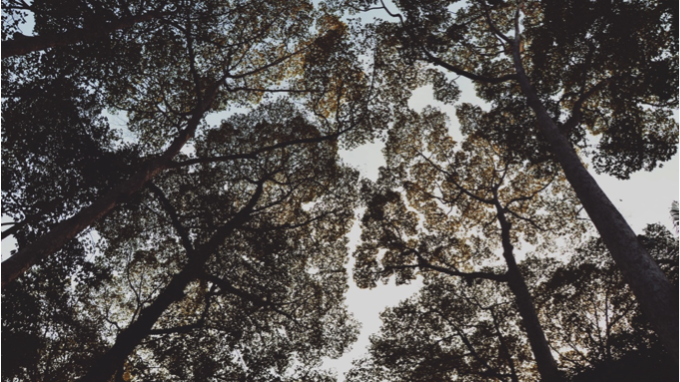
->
xmin=3 ymin=100 xmax=362 ymax=381
xmin=347 ymin=0 xmax=678 ymax=357
xmin=353 ymin=106 xmax=586 ymax=381
xmin=2 ymin=0 xmax=373 ymax=286
xmin=347 ymin=224 xmax=678 ymax=382
xmin=671 ymin=201 xmax=678 ymax=235
xmin=1 ymin=238 xmax=110 ymax=381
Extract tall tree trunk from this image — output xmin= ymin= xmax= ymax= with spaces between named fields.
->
xmin=495 ymin=204 xmax=564 ymax=382
xmin=77 ymin=181 xmax=264 ymax=382
xmin=1 ymin=12 xmax=160 ymax=58
xmin=1 ymin=85 xmax=220 ymax=288
xmin=510 ymin=40 xmax=678 ymax=361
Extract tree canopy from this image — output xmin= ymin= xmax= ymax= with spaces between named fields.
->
xmin=3 ymin=99 xmax=363 ymax=381
xmin=1 ymin=0 xmax=383 ymax=286
xmin=353 ymin=105 xmax=586 ymax=381
xmin=3 ymin=1 xmax=374 ymax=380
xmin=2 ymin=0 xmax=677 ymax=381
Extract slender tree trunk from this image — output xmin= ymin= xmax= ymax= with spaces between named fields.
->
xmin=495 ymin=204 xmax=564 ymax=382
xmin=1 ymin=12 xmax=160 ymax=58
xmin=77 ymin=182 xmax=263 ymax=382
xmin=1 ymin=85 xmax=220 ymax=288
xmin=510 ymin=41 xmax=678 ymax=361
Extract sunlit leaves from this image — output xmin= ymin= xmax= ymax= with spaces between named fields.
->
xmin=353 ymin=102 xmax=585 ymax=298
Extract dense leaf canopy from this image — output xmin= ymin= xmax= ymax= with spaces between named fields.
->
xmin=354 ymin=106 xmax=583 ymax=289
xmin=2 ymin=0 xmax=677 ymax=381
xmin=343 ymin=0 xmax=679 ymax=362
xmin=346 ymin=0 xmax=678 ymax=178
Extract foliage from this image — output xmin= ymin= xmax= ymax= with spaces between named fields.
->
xmin=347 ymin=273 xmax=535 ymax=382
xmin=1 ymin=0 xmax=372 ymax=251
xmin=3 ymin=99 xmax=362 ymax=381
xmin=347 ymin=224 xmax=679 ymax=382
xmin=2 ymin=0 xmax=677 ymax=380
xmin=346 ymin=0 xmax=678 ymax=179
xmin=351 ymin=104 xmax=588 ymax=381
xmin=538 ymin=224 xmax=678 ymax=380
xmin=2 ymin=239 xmax=110 ymax=380
xmin=345 ymin=0 xmax=679 ymax=360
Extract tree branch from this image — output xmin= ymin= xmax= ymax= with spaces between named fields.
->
xmin=503 ymin=174 xmax=556 ymax=210
xmin=148 ymin=182 xmax=194 ymax=255
xmin=171 ymin=129 xmax=347 ymax=168
xmin=77 ymin=177 xmax=264 ymax=382
xmin=421 ymin=49 xmax=517 ymax=84
xmin=562 ymin=79 xmax=610 ymax=135
xmin=1 ymin=77 xmax=224 ymax=288
xmin=416 ymin=258 xmax=509 ymax=283
xmin=203 ymin=273 xmax=295 ymax=321
xmin=148 ymin=286 xmax=218 ymax=335
xmin=415 ymin=150 xmax=496 ymax=205
xmin=489 ymin=307 xmax=521 ymax=382
xmin=480 ymin=1 xmax=513 ymax=45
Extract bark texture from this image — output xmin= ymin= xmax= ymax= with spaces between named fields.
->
xmin=510 ymin=40 xmax=678 ymax=361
